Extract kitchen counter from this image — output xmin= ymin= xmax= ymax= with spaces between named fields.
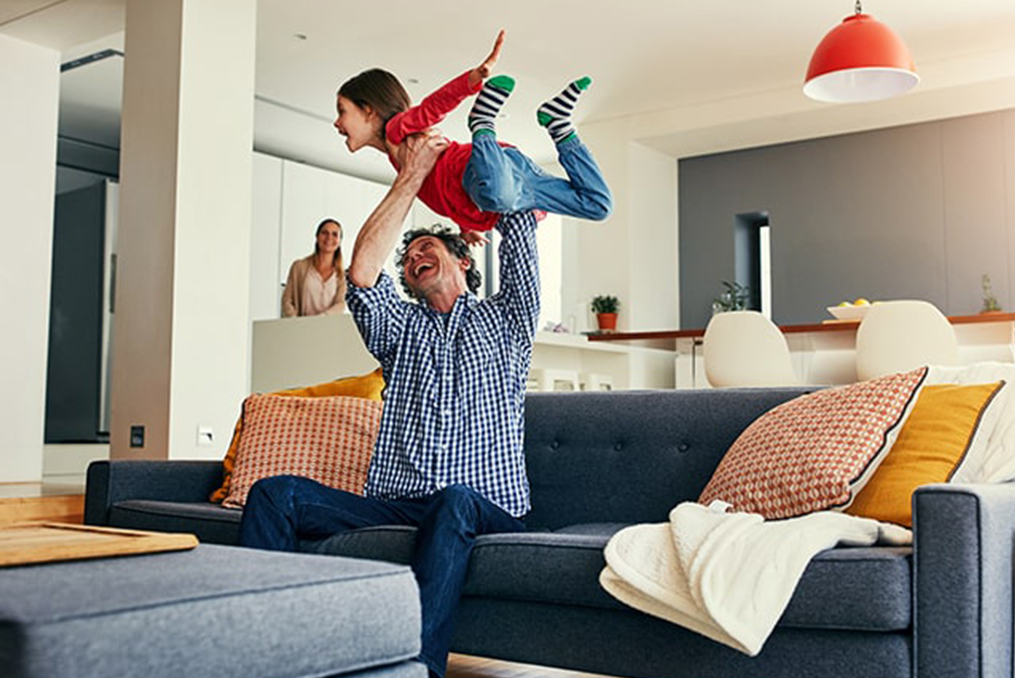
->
xmin=588 ymin=312 xmax=1015 ymax=388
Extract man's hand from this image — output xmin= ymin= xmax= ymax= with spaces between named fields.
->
xmin=400 ymin=129 xmax=448 ymax=181
xmin=468 ymin=29 xmax=505 ymax=88
xmin=461 ymin=230 xmax=490 ymax=247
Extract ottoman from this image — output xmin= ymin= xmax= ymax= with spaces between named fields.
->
xmin=0 ymin=543 xmax=426 ymax=678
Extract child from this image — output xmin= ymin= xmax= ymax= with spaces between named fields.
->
xmin=333 ymin=30 xmax=612 ymax=241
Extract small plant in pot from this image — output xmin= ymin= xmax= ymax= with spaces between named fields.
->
xmin=591 ymin=295 xmax=620 ymax=332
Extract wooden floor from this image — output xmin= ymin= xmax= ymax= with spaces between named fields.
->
xmin=447 ymin=654 xmax=616 ymax=678
xmin=0 ymin=483 xmax=84 ymax=526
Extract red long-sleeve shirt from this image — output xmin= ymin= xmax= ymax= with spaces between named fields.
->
xmin=385 ymin=71 xmax=505 ymax=232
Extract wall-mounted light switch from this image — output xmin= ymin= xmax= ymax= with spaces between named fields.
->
xmin=197 ymin=425 xmax=215 ymax=446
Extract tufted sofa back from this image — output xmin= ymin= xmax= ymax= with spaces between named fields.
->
xmin=521 ymin=388 xmax=812 ymax=531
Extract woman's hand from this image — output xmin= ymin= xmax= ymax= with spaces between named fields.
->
xmin=469 ymin=29 xmax=505 ymax=88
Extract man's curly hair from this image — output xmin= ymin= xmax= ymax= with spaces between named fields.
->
xmin=396 ymin=225 xmax=482 ymax=300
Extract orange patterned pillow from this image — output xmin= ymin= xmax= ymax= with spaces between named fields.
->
xmin=210 ymin=368 xmax=384 ymax=502
xmin=221 ymin=394 xmax=382 ymax=509
xmin=698 ymin=367 xmax=927 ymax=519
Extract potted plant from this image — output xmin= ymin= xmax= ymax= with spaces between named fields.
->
xmin=590 ymin=295 xmax=620 ymax=332
xmin=712 ymin=280 xmax=750 ymax=315
xmin=981 ymin=273 xmax=1003 ymax=314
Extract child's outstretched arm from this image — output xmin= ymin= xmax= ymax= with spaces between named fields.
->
xmin=388 ymin=30 xmax=507 ymax=145
xmin=468 ymin=29 xmax=505 ymax=88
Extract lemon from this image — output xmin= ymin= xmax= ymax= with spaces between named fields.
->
xmin=838 ymin=301 xmax=851 ymax=307
xmin=854 ymin=298 xmax=870 ymax=306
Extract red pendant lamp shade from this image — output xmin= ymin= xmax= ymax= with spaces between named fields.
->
xmin=804 ymin=9 xmax=918 ymax=103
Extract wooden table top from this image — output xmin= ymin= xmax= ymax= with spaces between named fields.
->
xmin=587 ymin=312 xmax=1015 ymax=342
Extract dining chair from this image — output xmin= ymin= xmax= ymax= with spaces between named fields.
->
xmin=703 ymin=311 xmax=799 ymax=387
xmin=854 ymin=300 xmax=960 ymax=381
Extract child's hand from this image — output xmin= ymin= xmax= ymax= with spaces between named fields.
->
xmin=469 ymin=29 xmax=505 ymax=88
xmin=461 ymin=230 xmax=490 ymax=247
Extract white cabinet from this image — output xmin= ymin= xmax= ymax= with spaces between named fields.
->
xmin=250 ymin=153 xmax=283 ymax=321
xmin=249 ymin=152 xmax=398 ymax=321
xmin=278 ymin=160 xmax=391 ymax=287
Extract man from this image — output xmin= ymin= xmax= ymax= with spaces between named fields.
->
xmin=239 ymin=131 xmax=541 ymax=678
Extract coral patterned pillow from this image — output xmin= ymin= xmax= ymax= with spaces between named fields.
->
xmin=210 ymin=369 xmax=384 ymax=503
xmin=222 ymin=394 xmax=382 ymax=509
xmin=698 ymin=367 xmax=928 ymax=519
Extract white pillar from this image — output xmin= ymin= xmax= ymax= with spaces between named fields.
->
xmin=111 ymin=0 xmax=256 ymax=460
xmin=0 ymin=35 xmax=59 ymax=482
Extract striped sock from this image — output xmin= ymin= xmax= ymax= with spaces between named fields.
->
xmin=469 ymin=75 xmax=515 ymax=137
xmin=537 ymin=76 xmax=592 ymax=144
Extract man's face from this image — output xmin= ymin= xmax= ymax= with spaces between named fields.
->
xmin=402 ymin=236 xmax=468 ymax=300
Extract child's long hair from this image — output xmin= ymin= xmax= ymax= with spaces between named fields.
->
xmin=338 ymin=69 xmax=411 ymax=140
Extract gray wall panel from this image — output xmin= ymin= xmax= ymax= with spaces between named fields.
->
xmin=679 ymin=109 xmax=1012 ymax=329
xmin=941 ymin=114 xmax=1007 ymax=315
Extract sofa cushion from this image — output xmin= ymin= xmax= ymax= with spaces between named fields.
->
xmin=109 ymin=500 xmax=241 ymax=545
xmin=308 ymin=522 xmax=912 ymax=632
xmin=223 ymin=393 xmax=381 ymax=508
xmin=699 ymin=368 xmax=926 ymax=518
xmin=0 ymin=544 xmax=423 ymax=678
xmin=211 ymin=368 xmax=385 ymax=502
xmin=848 ymin=381 xmax=1005 ymax=526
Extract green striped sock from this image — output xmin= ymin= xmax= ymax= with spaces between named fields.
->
xmin=469 ymin=75 xmax=515 ymax=137
xmin=537 ymin=76 xmax=592 ymax=144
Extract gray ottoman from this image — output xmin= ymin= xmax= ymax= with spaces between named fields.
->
xmin=0 ymin=543 xmax=426 ymax=678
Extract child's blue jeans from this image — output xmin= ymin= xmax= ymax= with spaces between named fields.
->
xmin=462 ymin=134 xmax=612 ymax=221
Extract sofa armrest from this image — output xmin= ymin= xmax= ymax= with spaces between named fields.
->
xmin=913 ymin=482 xmax=1015 ymax=678
xmin=85 ymin=460 xmax=225 ymax=527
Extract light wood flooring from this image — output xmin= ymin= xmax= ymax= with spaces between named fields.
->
xmin=0 ymin=483 xmax=84 ymax=526
xmin=447 ymin=654 xmax=616 ymax=678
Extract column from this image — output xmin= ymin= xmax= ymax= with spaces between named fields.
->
xmin=0 ymin=35 xmax=60 ymax=482
xmin=110 ymin=0 xmax=256 ymax=460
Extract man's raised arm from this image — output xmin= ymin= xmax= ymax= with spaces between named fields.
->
xmin=347 ymin=132 xmax=448 ymax=288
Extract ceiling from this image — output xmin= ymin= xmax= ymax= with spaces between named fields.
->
xmin=5 ymin=0 xmax=1015 ymax=181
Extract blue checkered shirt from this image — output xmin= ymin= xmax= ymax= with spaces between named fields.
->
xmin=346 ymin=211 xmax=539 ymax=517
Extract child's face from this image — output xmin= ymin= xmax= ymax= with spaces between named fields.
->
xmin=334 ymin=96 xmax=381 ymax=153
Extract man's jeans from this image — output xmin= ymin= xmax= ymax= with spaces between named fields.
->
xmin=238 ymin=476 xmax=525 ymax=678
xmin=462 ymin=134 xmax=612 ymax=221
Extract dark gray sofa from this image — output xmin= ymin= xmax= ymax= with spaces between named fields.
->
xmin=85 ymin=388 xmax=1015 ymax=678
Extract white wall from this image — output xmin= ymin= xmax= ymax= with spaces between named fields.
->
xmin=0 ymin=35 xmax=59 ymax=482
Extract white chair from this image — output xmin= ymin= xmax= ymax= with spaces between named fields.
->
xmin=703 ymin=311 xmax=799 ymax=387
xmin=855 ymin=300 xmax=960 ymax=381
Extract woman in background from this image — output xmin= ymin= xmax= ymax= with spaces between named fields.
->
xmin=282 ymin=218 xmax=347 ymax=317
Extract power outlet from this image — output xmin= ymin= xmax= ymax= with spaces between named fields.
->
xmin=196 ymin=425 xmax=215 ymax=446
xmin=130 ymin=425 xmax=145 ymax=448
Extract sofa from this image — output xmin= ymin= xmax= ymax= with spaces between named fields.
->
xmin=85 ymin=388 xmax=1015 ymax=678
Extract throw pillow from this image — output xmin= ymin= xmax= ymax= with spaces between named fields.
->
xmin=847 ymin=381 xmax=1005 ymax=527
xmin=210 ymin=368 xmax=384 ymax=502
xmin=221 ymin=394 xmax=382 ymax=509
xmin=920 ymin=363 xmax=1015 ymax=483
xmin=698 ymin=367 xmax=927 ymax=519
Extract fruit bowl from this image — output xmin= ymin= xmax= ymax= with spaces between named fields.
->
xmin=826 ymin=304 xmax=870 ymax=321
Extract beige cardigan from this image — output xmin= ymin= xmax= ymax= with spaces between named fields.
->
xmin=281 ymin=255 xmax=347 ymax=317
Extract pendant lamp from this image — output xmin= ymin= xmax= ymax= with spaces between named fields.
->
xmin=804 ymin=1 xmax=918 ymax=103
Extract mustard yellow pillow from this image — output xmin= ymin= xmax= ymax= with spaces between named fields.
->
xmin=847 ymin=382 xmax=1004 ymax=527
xmin=209 ymin=368 xmax=384 ymax=503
